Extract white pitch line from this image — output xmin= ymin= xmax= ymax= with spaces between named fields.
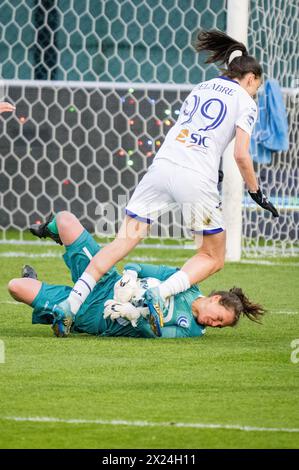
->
xmin=272 ymin=310 xmax=299 ymax=315
xmin=1 ymin=251 xmax=299 ymax=267
xmin=0 ymin=240 xmax=56 ymax=246
xmin=0 ymin=301 xmax=22 ymax=305
xmin=127 ymin=256 xmax=182 ymax=263
xmin=240 ymin=259 xmax=299 ymax=267
xmin=2 ymin=416 xmax=299 ymax=433
xmin=0 ymin=251 xmax=61 ymax=258
xmin=0 ymin=252 xmax=183 ymax=262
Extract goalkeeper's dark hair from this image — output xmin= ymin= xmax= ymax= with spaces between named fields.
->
xmin=209 ymin=287 xmax=266 ymax=326
xmin=193 ymin=29 xmax=262 ymax=79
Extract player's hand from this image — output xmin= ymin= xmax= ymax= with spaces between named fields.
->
xmin=0 ymin=102 xmax=16 ymax=114
xmin=113 ymin=269 xmax=138 ymax=303
xmin=104 ymin=299 xmax=141 ymax=327
xmin=103 ymin=300 xmax=123 ymax=321
xmin=248 ymin=188 xmax=279 ymax=218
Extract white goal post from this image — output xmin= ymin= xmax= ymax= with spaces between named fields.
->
xmin=222 ymin=0 xmax=249 ymax=261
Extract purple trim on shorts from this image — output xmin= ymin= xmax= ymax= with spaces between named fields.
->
xmin=125 ymin=208 xmax=153 ymax=225
xmin=192 ymin=227 xmax=224 ymax=236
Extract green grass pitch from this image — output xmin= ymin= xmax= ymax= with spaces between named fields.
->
xmin=0 ymin=242 xmax=298 ymax=449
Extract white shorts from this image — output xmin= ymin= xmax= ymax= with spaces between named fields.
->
xmin=126 ymin=159 xmax=224 ymax=235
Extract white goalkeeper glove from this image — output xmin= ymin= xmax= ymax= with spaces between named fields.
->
xmin=103 ymin=299 xmax=141 ymax=327
xmin=113 ymin=269 xmax=138 ymax=303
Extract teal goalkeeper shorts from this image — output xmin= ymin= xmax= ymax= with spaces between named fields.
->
xmin=31 ymin=229 xmax=121 ymax=335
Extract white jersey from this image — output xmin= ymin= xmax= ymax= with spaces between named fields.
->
xmin=155 ymin=76 xmax=257 ymax=187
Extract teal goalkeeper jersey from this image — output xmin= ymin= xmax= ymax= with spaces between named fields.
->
xmin=100 ymin=263 xmax=206 ymax=339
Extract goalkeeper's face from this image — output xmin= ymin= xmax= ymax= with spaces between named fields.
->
xmin=193 ymin=295 xmax=235 ymax=328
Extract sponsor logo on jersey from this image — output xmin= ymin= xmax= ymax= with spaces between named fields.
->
xmin=176 ymin=128 xmax=189 ymax=143
xmin=175 ymin=129 xmax=210 ymax=149
xmin=177 ymin=315 xmax=190 ymax=328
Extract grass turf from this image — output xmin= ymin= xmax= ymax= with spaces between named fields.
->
xmin=0 ymin=243 xmax=298 ymax=449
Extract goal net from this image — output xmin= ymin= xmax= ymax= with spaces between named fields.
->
xmin=0 ymin=0 xmax=298 ymax=256
xmin=245 ymin=0 xmax=299 ymax=256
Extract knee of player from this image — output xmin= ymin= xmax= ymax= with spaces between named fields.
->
xmin=7 ymin=279 xmax=21 ymax=297
xmin=56 ymin=211 xmax=76 ymax=231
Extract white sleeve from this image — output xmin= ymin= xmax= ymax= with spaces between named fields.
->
xmin=236 ymin=100 xmax=258 ymax=136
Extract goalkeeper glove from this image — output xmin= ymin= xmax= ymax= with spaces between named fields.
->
xmin=248 ymin=188 xmax=279 ymax=218
xmin=113 ymin=269 xmax=138 ymax=303
xmin=103 ymin=299 xmax=141 ymax=327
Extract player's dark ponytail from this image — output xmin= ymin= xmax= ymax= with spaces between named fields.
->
xmin=227 ymin=287 xmax=266 ymax=324
xmin=209 ymin=287 xmax=266 ymax=326
xmin=194 ymin=29 xmax=262 ymax=80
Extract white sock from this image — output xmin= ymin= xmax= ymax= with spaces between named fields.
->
xmin=158 ymin=271 xmax=191 ymax=299
xmin=68 ymin=272 xmax=96 ymax=314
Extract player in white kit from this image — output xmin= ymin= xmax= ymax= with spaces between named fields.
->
xmin=32 ymin=30 xmax=278 ymax=336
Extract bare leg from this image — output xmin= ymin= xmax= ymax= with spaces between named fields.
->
xmin=181 ymin=231 xmax=226 ymax=284
xmin=56 ymin=211 xmax=85 ymax=246
xmin=55 ymin=215 xmax=149 ymax=317
xmin=7 ymin=278 xmax=42 ymax=305
xmin=86 ymin=216 xmax=148 ymax=281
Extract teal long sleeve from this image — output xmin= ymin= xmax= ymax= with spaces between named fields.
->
xmin=124 ymin=262 xmax=178 ymax=281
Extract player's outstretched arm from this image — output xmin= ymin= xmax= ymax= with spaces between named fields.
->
xmin=234 ymin=126 xmax=259 ymax=192
xmin=124 ymin=262 xmax=178 ymax=281
xmin=234 ymin=127 xmax=278 ymax=217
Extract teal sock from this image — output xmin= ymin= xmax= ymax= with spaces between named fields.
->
xmin=47 ymin=216 xmax=59 ymax=235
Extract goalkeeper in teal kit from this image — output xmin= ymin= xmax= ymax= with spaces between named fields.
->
xmin=7 ymin=211 xmax=265 ymax=337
